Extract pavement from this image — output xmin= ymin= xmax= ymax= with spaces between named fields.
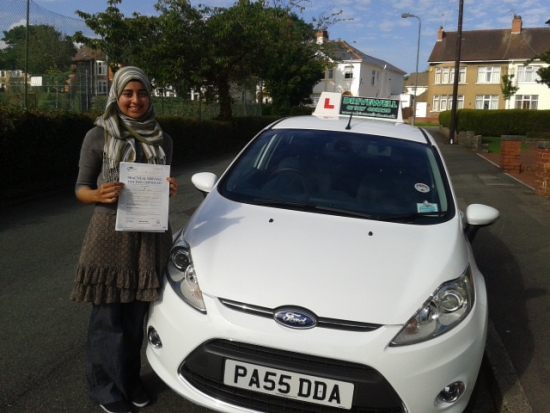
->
xmin=427 ymin=127 xmax=550 ymax=413
xmin=478 ymin=143 xmax=538 ymax=190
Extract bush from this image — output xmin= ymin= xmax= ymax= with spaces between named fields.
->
xmin=439 ymin=109 xmax=550 ymax=136
xmin=0 ymin=107 xmax=279 ymax=202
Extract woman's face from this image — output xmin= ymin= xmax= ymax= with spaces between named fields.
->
xmin=118 ymin=80 xmax=150 ymax=119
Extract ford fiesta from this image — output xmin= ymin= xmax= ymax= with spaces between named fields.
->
xmin=146 ymin=93 xmax=499 ymax=413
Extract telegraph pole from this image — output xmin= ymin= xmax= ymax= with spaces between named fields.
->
xmin=449 ymin=0 xmax=464 ymax=144
xmin=24 ymin=0 xmax=30 ymax=109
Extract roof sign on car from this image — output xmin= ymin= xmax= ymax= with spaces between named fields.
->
xmin=313 ymin=92 xmax=403 ymax=122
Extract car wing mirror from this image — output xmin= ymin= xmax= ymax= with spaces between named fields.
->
xmin=464 ymin=204 xmax=500 ymax=242
xmin=191 ymin=172 xmax=218 ymax=197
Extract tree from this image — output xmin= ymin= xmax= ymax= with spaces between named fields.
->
xmin=199 ymin=0 xmax=284 ymax=120
xmin=136 ymin=0 xmax=207 ymax=98
xmin=1 ymin=25 xmax=76 ymax=74
xmin=530 ymin=50 xmax=550 ymax=88
xmin=501 ymin=74 xmax=519 ymax=103
xmin=75 ymin=0 xmax=342 ymax=119
xmin=151 ymin=0 xmax=332 ymax=119
xmin=256 ymin=11 xmax=327 ymax=114
xmin=73 ymin=0 xmax=154 ymax=74
xmin=537 ymin=50 xmax=550 ymax=87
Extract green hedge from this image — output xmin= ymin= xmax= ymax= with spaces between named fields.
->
xmin=439 ymin=109 xmax=550 ymax=137
xmin=0 ymin=107 xmax=280 ymax=202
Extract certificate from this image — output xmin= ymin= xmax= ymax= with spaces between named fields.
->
xmin=115 ymin=162 xmax=170 ymax=232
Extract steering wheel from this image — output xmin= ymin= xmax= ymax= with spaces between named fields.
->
xmin=266 ymin=168 xmax=310 ymax=196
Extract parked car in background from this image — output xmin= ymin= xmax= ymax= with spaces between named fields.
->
xmin=146 ymin=93 xmax=499 ymax=413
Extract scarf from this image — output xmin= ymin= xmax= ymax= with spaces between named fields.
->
xmin=95 ymin=66 xmax=166 ymax=182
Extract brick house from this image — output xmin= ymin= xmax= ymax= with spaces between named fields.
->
xmin=425 ymin=15 xmax=550 ymax=121
xmin=71 ymin=46 xmax=112 ymax=111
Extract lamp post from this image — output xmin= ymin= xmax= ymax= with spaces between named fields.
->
xmin=401 ymin=13 xmax=421 ymax=126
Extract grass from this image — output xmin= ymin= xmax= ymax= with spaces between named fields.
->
xmin=482 ymin=137 xmax=501 ymax=153
xmin=482 ymin=136 xmax=529 ymax=154
xmin=402 ymin=121 xmax=440 ymax=127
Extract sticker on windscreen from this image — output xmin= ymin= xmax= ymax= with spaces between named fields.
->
xmin=415 ymin=183 xmax=430 ymax=193
xmin=417 ymin=202 xmax=439 ymax=213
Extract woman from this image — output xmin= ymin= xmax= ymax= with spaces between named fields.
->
xmin=71 ymin=66 xmax=178 ymax=413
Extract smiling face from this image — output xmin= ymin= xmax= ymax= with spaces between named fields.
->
xmin=118 ymin=80 xmax=150 ymax=119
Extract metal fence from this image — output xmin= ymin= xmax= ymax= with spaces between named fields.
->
xmin=0 ymin=1 xmax=264 ymax=118
xmin=0 ymin=76 xmax=263 ymax=118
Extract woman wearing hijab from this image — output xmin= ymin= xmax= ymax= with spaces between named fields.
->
xmin=71 ymin=66 xmax=178 ymax=413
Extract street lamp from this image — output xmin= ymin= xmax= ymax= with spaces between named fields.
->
xmin=401 ymin=13 xmax=421 ymax=126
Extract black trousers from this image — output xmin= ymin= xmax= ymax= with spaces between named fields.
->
xmin=85 ymin=300 xmax=149 ymax=404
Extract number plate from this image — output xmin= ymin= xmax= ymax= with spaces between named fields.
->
xmin=223 ymin=359 xmax=354 ymax=409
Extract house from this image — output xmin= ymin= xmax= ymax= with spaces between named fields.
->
xmin=426 ymin=15 xmax=550 ymax=120
xmin=403 ymin=71 xmax=429 ymax=118
xmin=403 ymin=71 xmax=429 ymax=98
xmin=311 ymin=31 xmax=406 ymax=106
xmin=71 ymin=46 xmax=111 ymax=111
xmin=0 ymin=69 xmax=25 ymax=91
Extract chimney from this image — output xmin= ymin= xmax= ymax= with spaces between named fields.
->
xmin=316 ymin=30 xmax=328 ymax=44
xmin=437 ymin=26 xmax=446 ymax=41
xmin=512 ymin=15 xmax=522 ymax=34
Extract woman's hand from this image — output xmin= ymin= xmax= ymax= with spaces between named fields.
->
xmin=167 ymin=177 xmax=178 ymax=198
xmin=97 ymin=182 xmax=125 ymax=203
xmin=76 ymin=182 xmax=124 ymax=205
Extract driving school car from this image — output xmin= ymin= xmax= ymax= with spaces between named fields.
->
xmin=146 ymin=92 xmax=499 ymax=413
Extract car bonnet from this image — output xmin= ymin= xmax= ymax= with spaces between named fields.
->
xmin=182 ymin=192 xmax=469 ymax=326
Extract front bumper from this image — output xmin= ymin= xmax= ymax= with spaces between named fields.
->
xmin=146 ymin=276 xmax=488 ymax=413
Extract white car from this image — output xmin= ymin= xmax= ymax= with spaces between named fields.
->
xmin=146 ymin=94 xmax=499 ymax=413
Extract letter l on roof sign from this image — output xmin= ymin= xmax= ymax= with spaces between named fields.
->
xmin=324 ymin=98 xmax=334 ymax=109
xmin=313 ymin=92 xmax=342 ymax=117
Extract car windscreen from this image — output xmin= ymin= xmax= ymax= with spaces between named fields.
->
xmin=218 ymin=128 xmax=454 ymax=224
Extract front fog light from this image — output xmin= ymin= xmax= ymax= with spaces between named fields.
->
xmin=148 ymin=326 xmax=162 ymax=349
xmin=436 ymin=381 xmax=465 ymax=404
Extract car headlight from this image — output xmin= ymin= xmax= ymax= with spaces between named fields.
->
xmin=166 ymin=242 xmax=206 ymax=313
xmin=390 ymin=266 xmax=475 ymax=346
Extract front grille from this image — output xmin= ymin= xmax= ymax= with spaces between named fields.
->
xmin=179 ymin=340 xmax=405 ymax=413
xmin=220 ymin=298 xmax=382 ymax=332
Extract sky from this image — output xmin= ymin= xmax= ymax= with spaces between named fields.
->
xmin=2 ymin=0 xmax=550 ymax=75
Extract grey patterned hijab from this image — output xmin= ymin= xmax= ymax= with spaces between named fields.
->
xmin=95 ymin=66 xmax=166 ymax=182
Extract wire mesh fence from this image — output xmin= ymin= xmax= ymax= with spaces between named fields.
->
xmin=0 ymin=0 xmax=96 ymax=40
xmin=0 ymin=0 xmax=263 ymax=118
xmin=0 ymin=76 xmax=263 ymax=118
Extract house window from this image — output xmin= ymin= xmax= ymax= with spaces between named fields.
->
xmin=327 ymin=68 xmax=334 ymax=79
xmin=442 ymin=68 xmax=450 ymax=84
xmin=475 ymin=95 xmax=499 ymax=109
xmin=371 ymin=70 xmax=376 ymax=85
xmin=432 ymin=95 xmax=439 ymax=112
xmin=440 ymin=95 xmax=449 ymax=111
xmin=455 ymin=95 xmax=464 ymax=109
xmin=97 ymin=80 xmax=108 ymax=95
xmin=477 ymin=66 xmax=501 ymax=83
xmin=434 ymin=68 xmax=441 ymax=84
xmin=432 ymin=95 xmax=464 ymax=111
xmin=96 ymin=61 xmax=107 ymax=76
xmin=450 ymin=67 xmax=466 ymax=83
xmin=517 ymin=66 xmax=540 ymax=83
xmin=344 ymin=65 xmax=353 ymax=79
xmin=515 ymin=95 xmax=538 ymax=109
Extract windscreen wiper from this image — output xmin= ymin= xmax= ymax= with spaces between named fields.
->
xmin=252 ymin=198 xmax=373 ymax=219
xmin=376 ymin=211 xmax=447 ymax=222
